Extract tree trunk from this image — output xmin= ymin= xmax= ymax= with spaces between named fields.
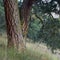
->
xmin=3 ymin=0 xmax=25 ymax=51
xmin=21 ymin=0 xmax=35 ymax=37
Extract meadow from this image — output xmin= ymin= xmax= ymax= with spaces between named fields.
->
xmin=0 ymin=34 xmax=59 ymax=60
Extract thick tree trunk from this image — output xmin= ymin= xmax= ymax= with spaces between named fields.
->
xmin=3 ymin=0 xmax=25 ymax=51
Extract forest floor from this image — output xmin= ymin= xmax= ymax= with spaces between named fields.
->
xmin=0 ymin=34 xmax=60 ymax=60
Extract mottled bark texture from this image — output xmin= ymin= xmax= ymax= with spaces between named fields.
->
xmin=3 ymin=0 xmax=25 ymax=51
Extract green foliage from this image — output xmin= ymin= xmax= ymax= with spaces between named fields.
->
xmin=27 ymin=17 xmax=42 ymax=42
xmin=40 ymin=17 xmax=60 ymax=50
xmin=34 ymin=0 xmax=60 ymax=14
xmin=0 ymin=0 xmax=6 ymax=32
xmin=27 ymin=1 xmax=60 ymax=50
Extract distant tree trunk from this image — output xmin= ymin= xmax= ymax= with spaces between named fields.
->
xmin=3 ymin=0 xmax=25 ymax=51
xmin=21 ymin=0 xmax=35 ymax=37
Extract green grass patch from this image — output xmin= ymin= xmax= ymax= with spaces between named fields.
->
xmin=0 ymin=35 xmax=59 ymax=60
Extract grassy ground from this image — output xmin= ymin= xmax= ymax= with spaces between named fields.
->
xmin=0 ymin=35 xmax=59 ymax=60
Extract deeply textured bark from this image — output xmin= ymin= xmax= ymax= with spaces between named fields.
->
xmin=3 ymin=0 xmax=25 ymax=51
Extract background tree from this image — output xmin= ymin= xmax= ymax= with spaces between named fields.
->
xmin=27 ymin=0 xmax=60 ymax=51
xmin=19 ymin=0 xmax=60 ymax=51
xmin=20 ymin=0 xmax=35 ymax=37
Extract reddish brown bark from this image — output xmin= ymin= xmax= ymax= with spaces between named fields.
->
xmin=3 ymin=0 xmax=25 ymax=51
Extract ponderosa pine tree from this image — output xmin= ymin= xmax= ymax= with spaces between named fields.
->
xmin=3 ymin=0 xmax=25 ymax=51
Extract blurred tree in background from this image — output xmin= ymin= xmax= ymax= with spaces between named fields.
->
xmin=26 ymin=0 xmax=60 ymax=51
